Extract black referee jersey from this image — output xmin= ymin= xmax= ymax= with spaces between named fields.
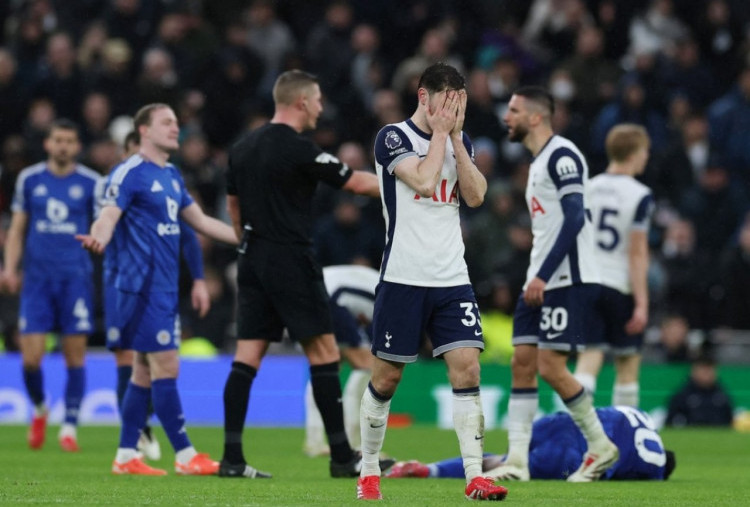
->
xmin=227 ymin=122 xmax=353 ymax=245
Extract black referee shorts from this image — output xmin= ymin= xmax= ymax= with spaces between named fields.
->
xmin=236 ymin=240 xmax=332 ymax=342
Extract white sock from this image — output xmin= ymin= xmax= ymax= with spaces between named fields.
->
xmin=59 ymin=423 xmax=76 ymax=439
xmin=505 ymin=390 xmax=537 ymax=466
xmin=452 ymin=389 xmax=484 ymax=482
xmin=360 ymin=386 xmax=390 ymax=477
xmin=115 ymin=448 xmax=138 ymax=463
xmin=343 ymin=369 xmax=370 ymax=450
xmin=574 ymin=372 xmax=597 ymax=396
xmin=612 ymin=382 xmax=639 ymax=407
xmin=304 ymin=380 xmax=326 ymax=451
xmin=175 ymin=446 xmax=197 ymax=465
xmin=565 ymin=390 xmax=609 ymax=450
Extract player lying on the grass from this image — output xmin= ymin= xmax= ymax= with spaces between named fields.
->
xmin=386 ymin=406 xmax=676 ymax=481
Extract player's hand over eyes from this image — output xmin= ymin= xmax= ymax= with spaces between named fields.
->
xmin=451 ymin=90 xmax=467 ymax=138
xmin=426 ymin=90 xmax=458 ymax=136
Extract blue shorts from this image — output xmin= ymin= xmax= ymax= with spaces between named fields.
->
xmin=19 ymin=276 xmax=93 ymax=335
xmin=117 ymin=290 xmax=180 ymax=353
xmin=587 ymin=285 xmax=643 ymax=355
xmin=330 ymin=301 xmax=371 ymax=349
xmin=372 ymin=282 xmax=484 ymax=363
xmin=512 ymin=284 xmax=600 ymax=353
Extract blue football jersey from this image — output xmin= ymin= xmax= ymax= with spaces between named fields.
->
xmin=11 ymin=162 xmax=101 ymax=280
xmin=529 ymin=406 xmax=667 ymax=480
xmin=103 ymin=155 xmax=193 ymax=293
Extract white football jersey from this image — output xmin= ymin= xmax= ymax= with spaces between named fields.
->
xmin=322 ymin=265 xmax=379 ymax=320
xmin=374 ymin=119 xmax=473 ymax=287
xmin=589 ymin=173 xmax=653 ymax=294
xmin=525 ymin=135 xmax=600 ymax=290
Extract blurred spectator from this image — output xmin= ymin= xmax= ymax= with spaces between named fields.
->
xmin=313 ymin=194 xmax=382 ymax=268
xmin=22 ymin=97 xmax=56 ymax=161
xmin=666 ymin=354 xmax=734 ymax=426
xmin=707 ymin=65 xmax=750 ymax=190
xmin=84 ymin=38 xmax=135 ymax=117
xmin=462 ymin=69 xmax=504 ymax=143
xmin=591 ymin=0 xmax=637 ymax=61
xmin=245 ymin=0 xmax=296 ymax=96
xmin=104 ymin=0 xmax=161 ymax=62
xmin=626 ymin=0 xmax=688 ymax=62
xmin=495 ymin=214 xmax=533 ymax=300
xmin=0 ymin=136 xmax=28 ymax=214
xmin=135 ymin=47 xmax=181 ymax=109
xmin=175 ymin=133 xmax=224 ymax=215
xmin=521 ymin=0 xmax=594 ymax=62
xmin=79 ymin=91 xmax=112 ymax=146
xmin=33 ymin=31 xmax=84 ymax=122
xmin=180 ymin=266 xmax=234 ymax=349
xmin=350 ymin=23 xmax=388 ymax=112
xmin=477 ymin=276 xmax=515 ymax=365
xmin=655 ymin=218 xmax=719 ymax=329
xmin=659 ymin=36 xmax=719 ymax=110
xmin=152 ymin=11 xmax=201 ymax=88
xmin=718 ymin=214 xmax=750 ymax=329
xmin=558 ymin=24 xmax=621 ymax=120
xmin=679 ymin=158 xmax=748 ymax=256
xmin=8 ymin=11 xmax=47 ymax=88
xmin=651 ymin=313 xmax=693 ymax=363
xmin=465 ymin=180 xmax=517 ymax=284
xmin=0 ymin=49 xmax=29 ymax=145
xmin=82 ymin=137 xmax=118 ymax=174
xmin=590 ymin=75 xmax=668 ymax=170
xmin=650 ymin=113 xmax=710 ymax=209
xmin=76 ymin=21 xmax=109 ymax=73
xmin=693 ymin=0 xmax=744 ymax=87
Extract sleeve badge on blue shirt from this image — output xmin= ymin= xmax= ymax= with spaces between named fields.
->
xmin=385 ymin=130 xmax=402 ymax=150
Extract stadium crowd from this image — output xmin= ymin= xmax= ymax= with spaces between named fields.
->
xmin=1 ymin=0 xmax=750 ymax=362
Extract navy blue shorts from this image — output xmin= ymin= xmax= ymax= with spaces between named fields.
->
xmin=20 ymin=276 xmax=93 ymax=335
xmin=117 ymin=290 xmax=180 ymax=352
xmin=372 ymin=281 xmax=484 ymax=363
xmin=587 ymin=285 xmax=643 ymax=355
xmin=512 ymin=284 xmax=601 ymax=353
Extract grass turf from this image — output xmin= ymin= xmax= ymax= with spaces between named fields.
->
xmin=0 ymin=424 xmax=747 ymax=506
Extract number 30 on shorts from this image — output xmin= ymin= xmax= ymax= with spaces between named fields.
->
xmin=540 ymin=306 xmax=568 ymax=332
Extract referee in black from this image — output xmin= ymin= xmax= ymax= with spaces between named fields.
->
xmin=220 ymin=70 xmax=382 ymax=478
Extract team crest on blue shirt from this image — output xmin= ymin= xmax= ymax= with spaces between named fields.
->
xmin=385 ymin=130 xmax=402 ymax=150
xmin=68 ymin=184 xmax=83 ymax=200
xmin=33 ymin=184 xmax=48 ymax=196
xmin=105 ymin=184 xmax=119 ymax=199
xmin=172 ymin=179 xmax=181 ymax=193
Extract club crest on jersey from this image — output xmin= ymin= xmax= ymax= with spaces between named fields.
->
xmin=384 ymin=130 xmax=402 ymax=150
xmin=33 ymin=184 xmax=48 ymax=196
xmin=68 ymin=184 xmax=84 ymax=200
xmin=172 ymin=179 xmax=181 ymax=193
xmin=530 ymin=196 xmax=546 ymax=217
xmin=156 ymin=330 xmax=171 ymax=346
xmin=555 ymin=156 xmax=579 ymax=180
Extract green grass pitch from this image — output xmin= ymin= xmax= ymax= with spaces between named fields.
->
xmin=1 ymin=424 xmax=748 ymax=506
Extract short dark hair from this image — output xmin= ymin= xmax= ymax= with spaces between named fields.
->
xmin=133 ymin=103 xmax=171 ymax=132
xmin=272 ymin=70 xmax=319 ymax=106
xmin=512 ymin=86 xmax=555 ymax=116
xmin=46 ymin=118 xmax=79 ymax=139
xmin=124 ymin=130 xmax=139 ymax=148
xmin=418 ymin=62 xmax=465 ymax=93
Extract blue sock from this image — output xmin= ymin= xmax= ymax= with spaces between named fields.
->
xmin=116 ymin=366 xmax=132 ymax=412
xmin=119 ymin=383 xmax=150 ymax=449
xmin=22 ymin=367 xmax=45 ymax=407
xmin=64 ymin=367 xmax=85 ymax=425
xmin=152 ymin=378 xmax=191 ymax=452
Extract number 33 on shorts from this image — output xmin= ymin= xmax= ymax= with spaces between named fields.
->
xmin=540 ymin=306 xmax=568 ymax=340
xmin=460 ymin=302 xmax=483 ymax=336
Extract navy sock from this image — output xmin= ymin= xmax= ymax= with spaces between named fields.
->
xmin=64 ymin=366 xmax=85 ymax=425
xmin=119 ymin=382 xmax=150 ymax=449
xmin=152 ymin=378 xmax=191 ymax=453
xmin=116 ymin=365 xmax=132 ymax=412
xmin=22 ymin=367 xmax=45 ymax=407
xmin=222 ymin=361 xmax=256 ymax=464
xmin=310 ymin=362 xmax=354 ymax=464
